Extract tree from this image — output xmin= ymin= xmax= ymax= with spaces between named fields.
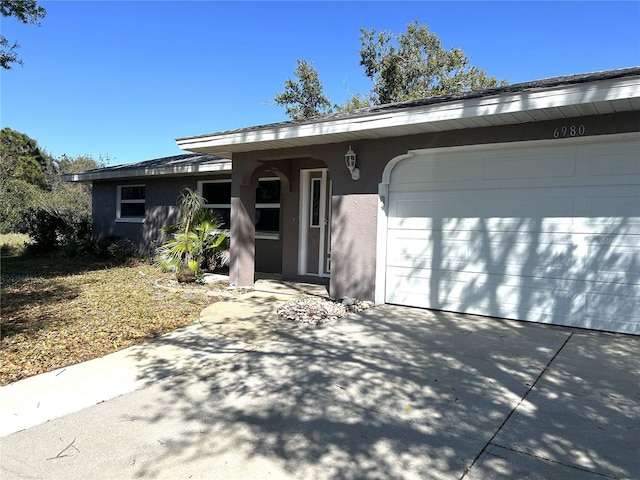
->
xmin=0 ymin=126 xmax=50 ymax=188
xmin=275 ymin=22 xmax=507 ymax=119
xmin=1 ymin=0 xmax=46 ymax=69
xmin=359 ymin=21 xmax=506 ymax=104
xmin=274 ymin=59 xmax=333 ymax=120
xmin=0 ymin=127 xmax=50 ymax=232
xmin=0 ymin=127 xmax=103 ymax=234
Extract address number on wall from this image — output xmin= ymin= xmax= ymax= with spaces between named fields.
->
xmin=553 ymin=125 xmax=586 ymax=138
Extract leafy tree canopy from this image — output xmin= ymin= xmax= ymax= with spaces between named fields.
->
xmin=0 ymin=127 xmax=103 ymax=233
xmin=274 ymin=59 xmax=333 ymax=120
xmin=360 ymin=21 xmax=506 ymax=104
xmin=0 ymin=126 xmax=50 ymax=188
xmin=1 ymin=0 xmax=46 ymax=69
xmin=276 ymin=21 xmax=507 ymax=119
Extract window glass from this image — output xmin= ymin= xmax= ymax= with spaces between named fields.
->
xmin=255 ymin=208 xmax=279 ymax=233
xmin=121 ymin=185 xmax=145 ymax=201
xmin=118 ymin=185 xmax=145 ymax=219
xmin=211 ymin=208 xmax=231 ymax=229
xmin=256 ymin=179 xmax=280 ymax=204
xmin=311 ymin=178 xmax=321 ymax=227
xmin=202 ymin=182 xmax=231 ymax=205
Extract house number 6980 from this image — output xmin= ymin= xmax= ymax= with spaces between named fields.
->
xmin=553 ymin=125 xmax=586 ymax=138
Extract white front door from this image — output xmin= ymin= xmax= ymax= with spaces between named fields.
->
xmin=299 ymin=169 xmax=331 ymax=277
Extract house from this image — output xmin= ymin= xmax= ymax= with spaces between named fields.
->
xmin=65 ymin=67 xmax=640 ymax=335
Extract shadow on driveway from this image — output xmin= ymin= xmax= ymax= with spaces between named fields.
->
xmin=1 ymin=304 xmax=638 ymax=479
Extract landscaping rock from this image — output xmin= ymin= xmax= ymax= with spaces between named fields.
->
xmin=277 ymin=296 xmax=373 ymax=325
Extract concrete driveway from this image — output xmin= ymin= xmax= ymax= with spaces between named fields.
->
xmin=1 ymin=293 xmax=639 ymax=479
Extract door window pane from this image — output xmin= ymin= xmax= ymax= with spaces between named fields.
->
xmin=311 ymin=178 xmax=321 ymax=227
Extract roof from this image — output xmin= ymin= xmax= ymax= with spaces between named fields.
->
xmin=62 ymin=153 xmax=231 ymax=183
xmin=176 ymin=67 xmax=640 ymax=158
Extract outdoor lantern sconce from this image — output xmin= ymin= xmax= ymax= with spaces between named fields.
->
xmin=345 ymin=145 xmax=360 ymax=180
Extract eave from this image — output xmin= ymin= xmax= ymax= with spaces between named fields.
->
xmin=176 ymin=73 xmax=640 ymax=158
xmin=62 ymin=159 xmax=231 ymax=183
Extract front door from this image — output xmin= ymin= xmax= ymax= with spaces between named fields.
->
xmin=299 ymin=169 xmax=331 ymax=277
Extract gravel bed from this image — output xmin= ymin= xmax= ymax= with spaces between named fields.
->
xmin=277 ymin=296 xmax=373 ymax=325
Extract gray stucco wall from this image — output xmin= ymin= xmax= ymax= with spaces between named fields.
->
xmin=92 ymin=175 xmax=231 ymax=254
xmin=230 ymin=111 xmax=640 ymax=300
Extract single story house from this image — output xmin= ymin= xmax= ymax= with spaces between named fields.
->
xmin=65 ymin=67 xmax=640 ymax=335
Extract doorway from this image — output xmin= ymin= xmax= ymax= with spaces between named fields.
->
xmin=299 ymin=169 xmax=331 ymax=277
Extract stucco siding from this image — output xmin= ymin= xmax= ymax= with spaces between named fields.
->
xmin=228 ymin=111 xmax=638 ymax=300
xmin=330 ymin=194 xmax=378 ymax=300
xmin=92 ymin=175 xmax=231 ymax=253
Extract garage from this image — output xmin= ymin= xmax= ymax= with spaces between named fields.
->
xmin=384 ymin=134 xmax=640 ymax=334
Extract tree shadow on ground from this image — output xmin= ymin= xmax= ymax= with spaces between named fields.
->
xmin=1 ymin=301 xmax=637 ymax=479
xmin=111 ymin=300 xmax=640 ymax=479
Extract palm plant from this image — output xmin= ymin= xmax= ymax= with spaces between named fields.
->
xmin=156 ymin=188 xmax=228 ymax=282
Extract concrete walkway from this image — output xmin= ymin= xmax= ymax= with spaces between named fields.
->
xmin=1 ymin=288 xmax=638 ymax=479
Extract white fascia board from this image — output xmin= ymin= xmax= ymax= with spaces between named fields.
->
xmin=177 ymin=77 xmax=640 ymax=154
xmin=62 ymin=160 xmax=232 ymax=182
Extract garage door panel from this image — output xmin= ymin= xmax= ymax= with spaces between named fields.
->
xmin=391 ymin=156 xmax=477 ymax=185
xmin=584 ymin=242 xmax=640 ymax=279
xmin=385 ymin=136 xmax=640 ymax=334
xmin=391 ymin=191 xmax=577 ymax=220
xmin=482 ymin=150 xmax=576 ymax=181
xmin=386 ymin=267 xmax=581 ymax=321
xmin=585 ymin=291 xmax=640 ymax=323
xmin=586 ymin=191 xmax=640 ymax=225
xmin=585 ymin=142 xmax=640 ymax=181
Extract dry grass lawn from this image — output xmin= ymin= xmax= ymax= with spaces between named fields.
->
xmin=1 ymin=255 xmax=222 ymax=386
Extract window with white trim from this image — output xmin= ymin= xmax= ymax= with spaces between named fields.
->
xmin=199 ymin=179 xmax=231 ymax=228
xmin=255 ymin=178 xmax=280 ymax=239
xmin=197 ymin=178 xmax=281 ymax=239
xmin=117 ymin=185 xmax=145 ymax=222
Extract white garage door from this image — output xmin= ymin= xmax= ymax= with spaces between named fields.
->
xmin=385 ymin=135 xmax=640 ymax=334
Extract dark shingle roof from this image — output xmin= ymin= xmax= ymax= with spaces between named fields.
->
xmin=84 ymin=153 xmax=227 ymax=174
xmin=177 ymin=66 xmax=640 ymax=141
xmin=62 ymin=153 xmax=230 ymax=182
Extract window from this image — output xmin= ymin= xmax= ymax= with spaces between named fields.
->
xmin=117 ymin=185 xmax=145 ymax=222
xmin=198 ymin=178 xmax=281 ymax=239
xmin=310 ymin=178 xmax=321 ymax=227
xmin=199 ymin=179 xmax=231 ymax=228
xmin=255 ymin=179 xmax=280 ymax=237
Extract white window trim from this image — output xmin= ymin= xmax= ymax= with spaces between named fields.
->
xmin=198 ymin=179 xmax=232 ymax=233
xmin=255 ymin=177 xmax=281 ymax=240
xmin=197 ymin=178 xmax=282 ymax=240
xmin=197 ymin=179 xmax=231 ymax=209
xmin=116 ymin=184 xmax=145 ymax=223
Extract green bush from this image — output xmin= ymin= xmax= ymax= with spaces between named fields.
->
xmin=93 ymin=236 xmax=138 ymax=263
xmin=105 ymin=238 xmax=137 ymax=263
xmin=156 ymin=188 xmax=228 ymax=282
xmin=19 ymin=207 xmax=92 ymax=256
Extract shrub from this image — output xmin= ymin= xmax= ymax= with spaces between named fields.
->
xmin=93 ymin=236 xmax=138 ymax=263
xmin=19 ymin=206 xmax=92 ymax=256
xmin=156 ymin=188 xmax=228 ymax=282
xmin=106 ymin=238 xmax=137 ymax=263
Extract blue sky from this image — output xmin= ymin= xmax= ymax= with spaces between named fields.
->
xmin=2 ymin=1 xmax=639 ymax=165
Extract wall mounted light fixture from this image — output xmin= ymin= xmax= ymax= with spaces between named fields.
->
xmin=345 ymin=145 xmax=360 ymax=180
